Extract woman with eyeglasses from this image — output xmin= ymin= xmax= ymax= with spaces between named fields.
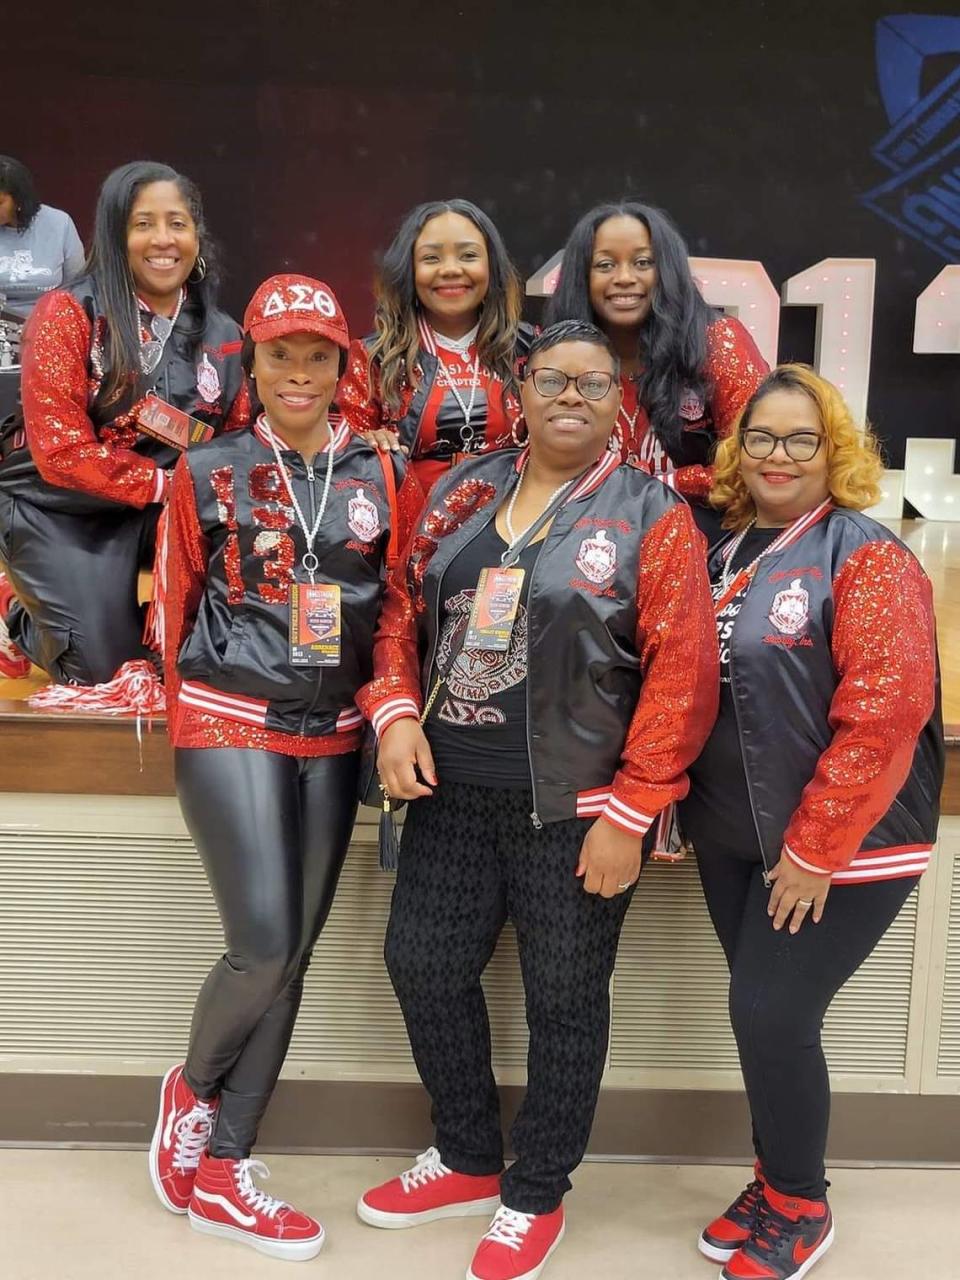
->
xmin=677 ymin=365 xmax=942 ymax=1280
xmin=0 ymin=161 xmax=248 ymax=684
xmin=545 ymin=200 xmax=767 ymax=524
xmin=339 ymin=198 xmax=533 ymax=495
xmin=353 ymin=320 xmax=718 ymax=1280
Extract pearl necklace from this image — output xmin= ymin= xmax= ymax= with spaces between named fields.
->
xmin=503 ymin=459 xmax=573 ymax=551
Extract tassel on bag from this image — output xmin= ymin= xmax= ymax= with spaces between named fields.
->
xmin=378 ymin=786 xmax=401 ymax=871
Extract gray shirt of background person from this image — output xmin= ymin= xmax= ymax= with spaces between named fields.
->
xmin=0 ymin=204 xmax=84 ymax=319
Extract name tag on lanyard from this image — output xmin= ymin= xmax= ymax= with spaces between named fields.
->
xmin=464 ymin=567 xmax=525 ymax=651
xmin=289 ymin=582 xmax=341 ymax=666
xmin=137 ymin=394 xmax=214 ymax=450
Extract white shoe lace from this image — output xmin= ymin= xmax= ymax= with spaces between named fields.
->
xmin=483 ymin=1206 xmax=535 ymax=1252
xmin=399 ymin=1146 xmax=453 ymax=1192
xmin=235 ymin=1159 xmax=289 ymax=1220
xmin=171 ymin=1101 xmax=215 ymax=1173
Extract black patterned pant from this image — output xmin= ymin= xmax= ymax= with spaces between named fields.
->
xmin=385 ymin=780 xmax=636 ymax=1215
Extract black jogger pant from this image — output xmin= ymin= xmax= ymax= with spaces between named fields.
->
xmin=0 ymin=492 xmax=158 ymax=684
xmin=386 ymin=780 xmax=637 ymax=1216
xmin=693 ymin=836 xmax=918 ymax=1200
xmin=175 ymin=746 xmax=359 ymax=1158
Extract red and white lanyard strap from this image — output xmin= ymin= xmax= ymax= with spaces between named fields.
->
xmin=418 ymin=314 xmax=481 ymax=450
xmin=136 ymin=287 xmax=185 ymax=375
xmin=715 ymin=499 xmax=832 ymax=612
xmin=262 ymin=416 xmax=336 ymax=584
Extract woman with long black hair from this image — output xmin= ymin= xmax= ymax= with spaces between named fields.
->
xmin=0 ymin=160 xmax=247 ymax=684
xmin=545 ymin=200 xmax=767 ymax=519
xmin=339 ymin=198 xmax=533 ymax=494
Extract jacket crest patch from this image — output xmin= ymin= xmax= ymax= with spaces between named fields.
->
xmin=575 ymin=529 xmax=617 ymax=585
xmin=347 ymin=487 xmax=381 ymax=541
xmin=768 ymin=578 xmax=809 ymax=636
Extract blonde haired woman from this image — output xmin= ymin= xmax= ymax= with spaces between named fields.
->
xmin=679 ymin=365 xmax=943 ymax=1280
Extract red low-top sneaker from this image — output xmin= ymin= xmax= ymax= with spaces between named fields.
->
xmin=0 ymin=571 xmax=30 ymax=679
xmin=188 ymin=1154 xmax=325 ymax=1261
xmin=357 ymin=1146 xmax=501 ymax=1228
xmin=148 ymin=1063 xmax=218 ymax=1214
xmin=467 ymin=1204 xmax=565 ymax=1280
xmin=722 ymin=1185 xmax=834 ymax=1280
xmin=699 ymin=1163 xmax=765 ymax=1262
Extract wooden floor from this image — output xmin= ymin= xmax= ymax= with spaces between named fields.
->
xmin=2 ymin=519 xmax=959 ymax=730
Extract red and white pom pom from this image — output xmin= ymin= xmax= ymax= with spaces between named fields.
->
xmin=28 ymin=660 xmax=166 ymax=716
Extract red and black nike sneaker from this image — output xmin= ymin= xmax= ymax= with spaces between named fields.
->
xmin=721 ymin=1185 xmax=834 ymax=1280
xmin=698 ymin=1162 xmax=765 ymax=1262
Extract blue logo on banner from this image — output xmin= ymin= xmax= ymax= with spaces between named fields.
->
xmin=861 ymin=16 xmax=960 ymax=259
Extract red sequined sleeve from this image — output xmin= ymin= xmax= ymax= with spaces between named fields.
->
xmin=600 ymin=502 xmax=720 ymax=836
xmin=355 ymin=523 xmax=423 ymax=737
xmin=339 ymin=338 xmax=392 ymax=438
xmin=20 ymin=291 xmax=163 ymax=508
xmin=163 ymin=456 xmax=210 ymax=740
xmin=671 ymin=316 xmax=768 ymax=502
xmin=222 ymin=379 xmax=252 ymax=433
xmin=396 ymin=465 xmax=425 ymax=547
xmin=782 ymin=541 xmax=937 ymax=875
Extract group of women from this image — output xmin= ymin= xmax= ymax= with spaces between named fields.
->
xmin=0 ymin=158 xmax=944 ymax=1280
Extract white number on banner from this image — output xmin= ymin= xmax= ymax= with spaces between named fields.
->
xmin=688 ymin=258 xmax=780 ymax=369
xmin=914 ymin=265 xmax=960 ymax=353
xmin=781 ymin=259 xmax=876 ymax=426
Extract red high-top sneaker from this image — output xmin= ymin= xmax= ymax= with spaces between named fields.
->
xmin=357 ymin=1146 xmax=501 ymax=1228
xmin=722 ymin=1185 xmax=834 ymax=1280
xmin=148 ymin=1063 xmax=218 ymax=1214
xmin=0 ymin=570 xmax=30 ymax=679
xmin=699 ymin=1163 xmax=766 ymax=1262
xmin=188 ymin=1154 xmax=325 ymax=1260
xmin=467 ymin=1204 xmax=565 ymax=1280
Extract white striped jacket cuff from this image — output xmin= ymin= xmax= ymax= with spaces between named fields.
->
xmin=371 ymin=695 xmax=420 ymax=739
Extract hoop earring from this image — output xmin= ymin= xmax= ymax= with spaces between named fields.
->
xmin=189 ymin=254 xmax=207 ymax=283
xmin=511 ymin=415 xmax=528 ymax=447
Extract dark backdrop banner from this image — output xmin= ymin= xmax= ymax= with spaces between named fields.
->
xmin=8 ymin=1 xmax=960 ymax=467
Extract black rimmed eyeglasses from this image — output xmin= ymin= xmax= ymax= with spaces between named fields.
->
xmin=528 ymin=368 xmax=615 ymax=401
xmin=740 ymin=427 xmax=824 ymax=462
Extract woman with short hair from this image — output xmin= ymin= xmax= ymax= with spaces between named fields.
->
xmin=0 ymin=154 xmax=84 ymax=320
xmin=680 ymin=364 xmax=943 ymax=1280
xmin=355 ymin=319 xmax=719 ymax=1280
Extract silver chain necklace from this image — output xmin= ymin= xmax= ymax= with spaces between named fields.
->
xmin=432 ymin=325 xmax=480 ymax=450
xmin=503 ymin=459 xmax=573 ymax=553
xmin=137 ymin=288 xmax=185 ymax=375
xmin=262 ymin=417 xmax=336 ymax=583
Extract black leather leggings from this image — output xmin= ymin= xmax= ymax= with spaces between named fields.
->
xmin=175 ymin=746 xmax=359 ymax=1158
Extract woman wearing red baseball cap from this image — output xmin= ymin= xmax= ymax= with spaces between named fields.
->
xmin=147 ymin=273 xmax=421 ymax=1260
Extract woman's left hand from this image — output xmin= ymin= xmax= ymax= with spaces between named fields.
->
xmin=576 ymin=821 xmax=643 ymax=898
xmin=766 ymin=854 xmax=831 ymax=933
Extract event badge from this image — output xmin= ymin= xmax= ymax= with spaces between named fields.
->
xmin=137 ymin=394 xmax=215 ymax=450
xmin=289 ymin=583 xmax=341 ymax=666
xmin=464 ymin=567 xmax=525 ymax=651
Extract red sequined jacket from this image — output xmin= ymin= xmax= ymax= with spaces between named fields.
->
xmin=164 ymin=415 xmax=422 ymax=757
xmin=0 ymin=279 xmax=249 ymax=514
xmin=622 ymin=315 xmax=768 ymax=500
xmin=687 ymin=504 xmax=943 ymax=882
xmin=356 ymin=446 xmax=719 ymax=833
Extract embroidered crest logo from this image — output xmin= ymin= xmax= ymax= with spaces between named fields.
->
xmin=575 ymin=528 xmax=617 ymax=585
xmin=306 ymin=606 xmax=337 ymax=639
xmin=347 ymin=487 xmax=380 ymax=541
xmin=196 ymin=352 xmax=221 ymax=404
xmin=768 ymin=578 xmax=810 ymax=636
xmin=678 ymin=387 xmax=705 ymax=421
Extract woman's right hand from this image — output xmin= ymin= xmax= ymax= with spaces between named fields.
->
xmin=363 ymin=428 xmax=407 ymax=454
xmin=378 ymin=718 xmax=437 ymax=799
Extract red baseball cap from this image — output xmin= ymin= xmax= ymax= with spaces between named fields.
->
xmin=243 ymin=274 xmax=350 ymax=348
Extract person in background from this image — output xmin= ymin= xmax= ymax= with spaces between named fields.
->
xmin=679 ymin=364 xmax=942 ymax=1280
xmin=150 ymin=274 xmax=420 ymax=1260
xmin=0 ymin=155 xmax=85 ymax=320
xmin=546 ymin=199 xmax=767 ymax=533
xmin=0 ymin=160 xmax=248 ymax=684
xmin=339 ymin=198 xmax=533 ymax=494
xmin=355 ymin=320 xmax=718 ymax=1280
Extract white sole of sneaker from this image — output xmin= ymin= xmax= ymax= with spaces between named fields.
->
xmin=357 ymin=1193 xmax=502 ymax=1229
xmin=698 ymin=1234 xmax=741 ymax=1263
xmin=148 ymin=1064 xmax=188 ymax=1215
xmin=466 ymin=1218 xmax=565 ymax=1280
xmin=188 ymin=1211 xmax=325 ymax=1261
xmin=719 ymin=1222 xmax=835 ymax=1280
